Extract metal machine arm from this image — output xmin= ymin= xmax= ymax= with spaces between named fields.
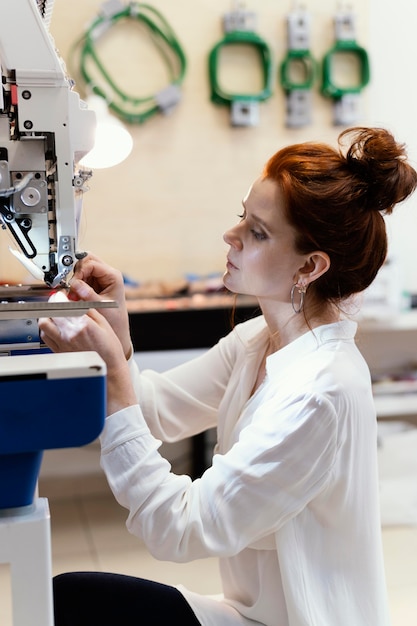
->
xmin=0 ymin=0 xmax=96 ymax=288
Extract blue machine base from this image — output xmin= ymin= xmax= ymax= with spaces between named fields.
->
xmin=0 ymin=365 xmax=106 ymax=509
xmin=0 ymin=451 xmax=43 ymax=509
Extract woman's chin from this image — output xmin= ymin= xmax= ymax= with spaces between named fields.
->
xmin=222 ymin=272 xmax=236 ymax=292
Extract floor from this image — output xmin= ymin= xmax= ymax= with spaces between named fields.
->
xmin=0 ymin=481 xmax=222 ymax=626
xmin=1 ymin=429 xmax=417 ymax=625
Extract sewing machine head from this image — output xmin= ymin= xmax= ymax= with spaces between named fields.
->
xmin=0 ymin=0 xmax=96 ymax=289
xmin=0 ymin=0 xmax=121 ymax=355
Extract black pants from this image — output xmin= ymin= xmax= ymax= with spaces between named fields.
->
xmin=53 ymin=571 xmax=202 ymax=626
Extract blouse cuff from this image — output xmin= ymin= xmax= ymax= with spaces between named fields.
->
xmin=100 ymin=404 xmax=152 ymax=453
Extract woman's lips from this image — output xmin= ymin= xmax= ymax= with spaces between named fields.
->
xmin=226 ymin=257 xmax=238 ymax=270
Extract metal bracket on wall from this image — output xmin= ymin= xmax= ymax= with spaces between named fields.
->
xmin=208 ymin=2 xmax=273 ymax=127
xmin=280 ymin=7 xmax=317 ymax=127
xmin=321 ymin=9 xmax=370 ymax=125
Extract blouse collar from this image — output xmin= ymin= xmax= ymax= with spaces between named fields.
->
xmin=265 ymin=319 xmax=358 ymax=374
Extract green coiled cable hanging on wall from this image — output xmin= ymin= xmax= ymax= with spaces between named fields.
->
xmin=69 ymin=1 xmax=187 ymax=124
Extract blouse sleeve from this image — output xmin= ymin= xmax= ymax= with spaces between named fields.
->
xmin=100 ymin=390 xmax=339 ymax=563
xmin=126 ymin=324 xmax=246 ymax=442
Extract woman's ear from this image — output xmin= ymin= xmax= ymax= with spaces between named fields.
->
xmin=298 ymin=251 xmax=331 ymax=286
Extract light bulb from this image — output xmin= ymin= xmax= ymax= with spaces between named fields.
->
xmin=80 ymin=95 xmax=133 ymax=169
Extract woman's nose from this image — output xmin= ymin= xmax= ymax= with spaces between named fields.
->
xmin=223 ymin=225 xmax=242 ymax=248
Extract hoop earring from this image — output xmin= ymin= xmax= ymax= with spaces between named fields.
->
xmin=291 ymin=283 xmax=306 ymax=314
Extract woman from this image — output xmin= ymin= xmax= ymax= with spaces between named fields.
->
xmin=40 ymin=127 xmax=417 ymax=626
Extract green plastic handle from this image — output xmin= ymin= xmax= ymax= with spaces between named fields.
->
xmin=208 ymin=30 xmax=273 ymax=105
xmin=321 ymin=40 xmax=370 ymax=99
xmin=280 ymin=49 xmax=317 ymax=91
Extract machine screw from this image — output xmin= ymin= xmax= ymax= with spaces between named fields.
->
xmin=62 ymin=255 xmax=73 ymax=266
xmin=21 ymin=186 xmax=41 ymax=207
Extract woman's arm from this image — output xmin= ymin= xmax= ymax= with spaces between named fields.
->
xmin=39 ymin=307 xmax=137 ymax=415
xmin=100 ymin=392 xmax=338 ymax=562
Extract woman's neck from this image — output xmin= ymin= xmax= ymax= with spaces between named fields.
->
xmin=259 ymin=300 xmax=340 ymax=352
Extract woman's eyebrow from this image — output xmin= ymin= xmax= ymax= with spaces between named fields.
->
xmin=242 ymin=199 xmax=273 ymax=231
xmin=250 ymin=212 xmax=272 ymax=233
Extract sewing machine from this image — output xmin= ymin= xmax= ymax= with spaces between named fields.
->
xmin=0 ymin=0 xmax=95 ymax=288
xmin=0 ymin=0 xmax=117 ymax=346
xmin=0 ymin=3 xmax=111 ymax=624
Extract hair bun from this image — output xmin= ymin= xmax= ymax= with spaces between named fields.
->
xmin=341 ymin=127 xmax=417 ymax=214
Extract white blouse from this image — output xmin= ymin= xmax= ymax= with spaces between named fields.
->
xmin=100 ymin=316 xmax=391 ymax=626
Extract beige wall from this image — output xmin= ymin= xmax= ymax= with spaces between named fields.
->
xmin=368 ymin=0 xmax=417 ymax=296
xmin=1 ymin=0 xmax=370 ymax=285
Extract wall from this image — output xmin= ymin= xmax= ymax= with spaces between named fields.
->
xmin=0 ymin=0 xmax=378 ymax=289
xmin=368 ymin=0 xmax=417 ymax=295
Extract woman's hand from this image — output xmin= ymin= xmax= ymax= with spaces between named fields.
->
xmin=39 ymin=309 xmax=137 ymax=415
xmin=69 ymin=253 xmax=131 ymax=358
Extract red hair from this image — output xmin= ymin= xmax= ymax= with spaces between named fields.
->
xmin=262 ymin=127 xmax=417 ymax=302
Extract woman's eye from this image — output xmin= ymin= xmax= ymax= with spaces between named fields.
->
xmin=251 ymin=229 xmax=267 ymax=241
xmin=237 ymin=213 xmax=245 ymax=220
